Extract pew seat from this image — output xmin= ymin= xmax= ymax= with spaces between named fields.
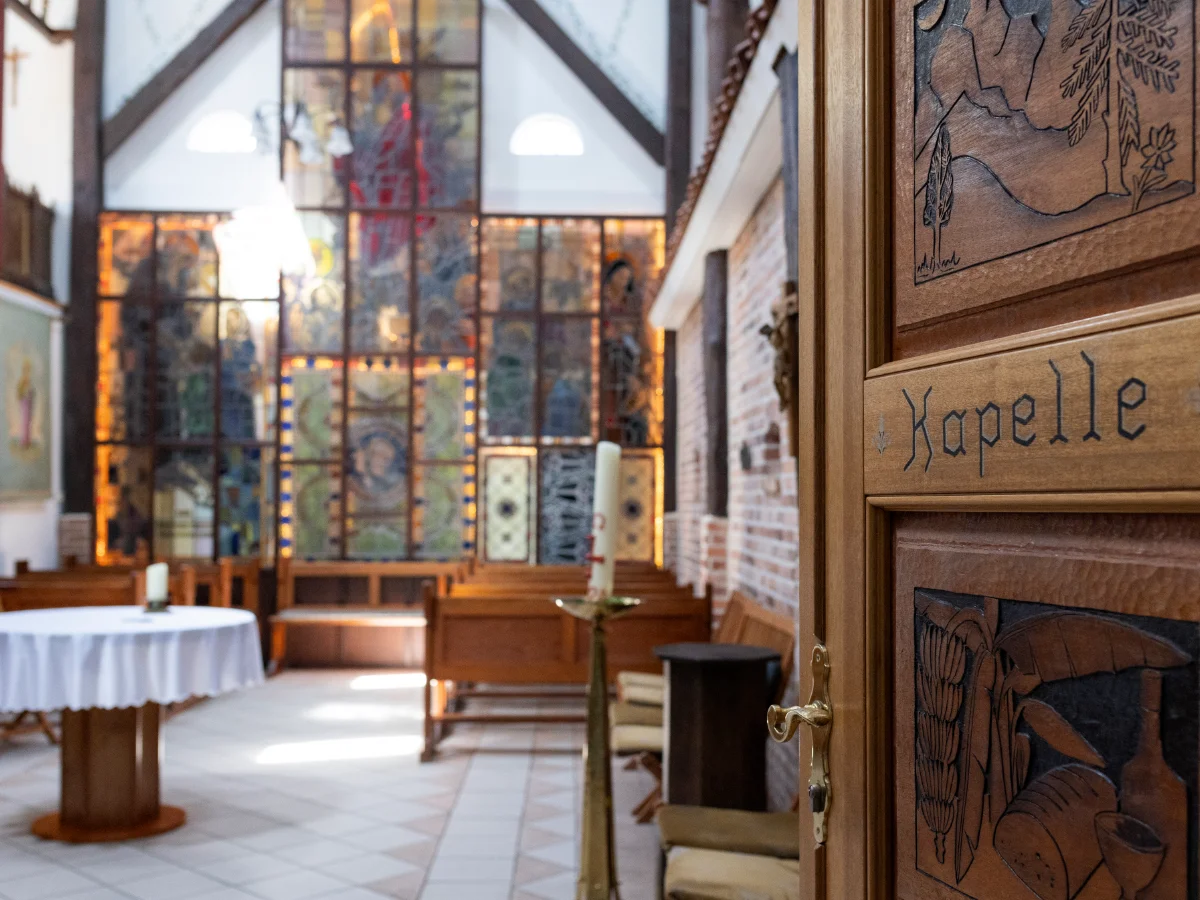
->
xmin=662 ymin=848 xmax=799 ymax=900
xmin=657 ymin=805 xmax=800 ymax=860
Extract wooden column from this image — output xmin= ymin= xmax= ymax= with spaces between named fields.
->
xmin=665 ymin=0 xmax=692 ymax=231
xmin=663 ymin=330 xmax=678 ymax=513
xmin=65 ymin=0 xmax=105 ymax=514
xmin=706 ymin=0 xmax=750 ymax=107
xmin=702 ymin=250 xmax=728 ymax=517
xmin=775 ymin=50 xmax=800 ymax=287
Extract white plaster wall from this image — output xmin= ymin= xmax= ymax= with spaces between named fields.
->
xmin=104 ymin=0 xmax=233 ymax=120
xmin=3 ymin=8 xmax=74 ymax=302
xmin=483 ymin=0 xmax=664 ymax=216
xmin=104 ymin=1 xmax=282 ymax=212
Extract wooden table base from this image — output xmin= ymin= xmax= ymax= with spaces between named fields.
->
xmin=33 ymin=702 xmax=186 ymax=843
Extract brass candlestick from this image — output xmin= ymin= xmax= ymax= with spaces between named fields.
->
xmin=555 ymin=591 xmax=641 ymax=900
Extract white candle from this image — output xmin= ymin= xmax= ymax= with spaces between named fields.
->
xmin=588 ymin=442 xmax=622 ymax=596
xmin=145 ymin=563 xmax=169 ymax=602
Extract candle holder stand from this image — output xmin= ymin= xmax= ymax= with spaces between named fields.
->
xmin=554 ymin=591 xmax=641 ymax=900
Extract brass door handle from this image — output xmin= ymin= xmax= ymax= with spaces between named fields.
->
xmin=767 ymin=644 xmax=832 ymax=844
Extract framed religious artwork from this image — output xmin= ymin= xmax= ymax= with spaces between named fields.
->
xmin=0 ymin=285 xmax=57 ymax=502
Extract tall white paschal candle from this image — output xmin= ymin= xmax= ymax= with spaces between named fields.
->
xmin=588 ymin=442 xmax=622 ymax=596
xmin=145 ymin=563 xmax=169 ymax=602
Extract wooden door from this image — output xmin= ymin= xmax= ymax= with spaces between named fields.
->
xmin=790 ymin=1 xmax=1200 ymax=899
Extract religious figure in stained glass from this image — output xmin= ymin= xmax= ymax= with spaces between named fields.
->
xmin=350 ymin=70 xmax=415 ymax=209
xmin=417 ymin=70 xmax=478 ymax=210
xmin=157 ymin=221 xmax=219 ymax=298
xmin=351 ymin=214 xmax=412 ymax=352
xmin=603 ymin=320 xmax=659 ymax=447
xmin=349 ymin=424 xmax=408 ymax=511
xmin=98 ymin=214 xmax=154 ymax=297
xmin=483 ymin=319 xmax=535 ymax=439
xmin=540 ymin=319 xmax=593 ymax=440
xmin=417 ymin=215 xmax=477 ymax=353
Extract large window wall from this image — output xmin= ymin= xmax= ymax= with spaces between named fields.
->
xmin=93 ymin=0 xmax=666 ymax=566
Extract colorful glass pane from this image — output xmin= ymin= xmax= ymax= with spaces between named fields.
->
xmin=347 ymin=364 xmax=409 ymax=517
xmin=287 ymin=463 xmax=342 ymax=559
xmin=156 ymin=215 xmax=220 ymax=298
xmin=539 ymin=448 xmax=594 ymax=564
xmin=220 ymin=301 xmax=279 ymax=442
xmin=417 ymin=0 xmax=478 ymax=63
xmin=351 ymin=0 xmax=413 ymax=62
xmin=602 ymin=319 xmax=661 ymax=447
xmin=481 ymin=219 xmax=537 ymax=312
xmin=480 ymin=318 xmax=534 ymax=440
xmin=414 ymin=358 xmax=474 ymax=460
xmin=98 ymin=214 xmax=153 ymax=297
xmin=540 ymin=318 xmax=596 ymax=441
xmin=414 ymin=463 xmax=472 ymax=559
xmin=96 ymin=302 xmax=151 ymax=443
xmin=417 ymin=70 xmax=478 ymax=209
xmin=616 ymin=454 xmax=654 ymax=562
xmin=602 ymin=220 xmax=665 ymax=315
xmin=350 ymin=213 xmax=411 ymax=352
xmin=285 ymin=359 xmax=343 ymax=460
xmin=482 ymin=452 xmax=533 ymax=562
xmin=95 ymin=446 xmax=152 ymax=562
xmin=284 ymin=212 xmax=345 ymax=353
xmin=347 ymin=517 xmax=407 ymax=559
xmin=157 ymin=304 xmax=217 ymax=440
xmin=416 ymin=214 xmax=477 ymax=353
xmin=350 ymin=70 xmax=415 ymax=208
xmin=153 ymin=448 xmax=216 ymax=559
xmin=284 ymin=68 xmax=349 ymax=207
xmin=220 ymin=447 xmax=276 ymax=558
xmin=286 ymin=0 xmax=347 ymax=61
xmin=542 ymin=219 xmax=599 ymax=313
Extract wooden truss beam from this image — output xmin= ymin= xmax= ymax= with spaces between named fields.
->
xmin=505 ymin=0 xmax=665 ymax=166
xmin=102 ymin=0 xmax=268 ymax=159
xmin=5 ymin=0 xmax=72 ymax=44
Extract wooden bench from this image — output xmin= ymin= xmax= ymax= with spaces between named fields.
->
xmin=422 ymin=568 xmax=711 ymax=760
xmin=270 ymin=559 xmax=471 ymax=671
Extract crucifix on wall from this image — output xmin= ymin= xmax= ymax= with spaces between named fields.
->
xmin=5 ymin=48 xmax=29 ymax=107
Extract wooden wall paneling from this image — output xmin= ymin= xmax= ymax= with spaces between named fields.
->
xmin=794 ymin=0 xmax=825 ymax=893
xmin=65 ymin=0 xmax=105 ymax=515
xmin=702 ymin=250 xmax=728 ymax=517
xmin=666 ymin=0 xmax=693 ymax=230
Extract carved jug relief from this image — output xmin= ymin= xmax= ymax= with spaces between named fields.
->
xmin=912 ymin=588 xmax=1197 ymax=900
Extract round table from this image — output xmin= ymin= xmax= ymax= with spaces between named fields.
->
xmin=0 ymin=606 xmax=264 ymax=843
xmin=655 ymin=642 xmax=782 ymax=811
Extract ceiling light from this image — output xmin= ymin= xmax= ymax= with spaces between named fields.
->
xmin=509 ymin=113 xmax=585 ymax=157
xmin=186 ymin=110 xmax=258 ymax=154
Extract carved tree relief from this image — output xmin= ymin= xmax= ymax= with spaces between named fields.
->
xmin=911 ymin=0 xmax=1195 ymax=283
xmin=912 ymin=588 xmax=1198 ymax=900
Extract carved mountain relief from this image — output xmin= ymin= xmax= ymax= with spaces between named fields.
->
xmin=911 ymin=0 xmax=1195 ymax=283
xmin=912 ymin=588 xmax=1199 ymax=899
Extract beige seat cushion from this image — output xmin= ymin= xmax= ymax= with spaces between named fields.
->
xmin=620 ymin=681 xmax=665 ymax=707
xmin=664 ymin=847 xmax=800 ymax=900
xmin=611 ymin=724 xmax=663 ymax=754
xmin=618 ymin=671 xmax=664 ymax=690
xmin=610 ymin=700 xmax=664 ymax=728
xmin=657 ymin=805 xmax=800 ymax=859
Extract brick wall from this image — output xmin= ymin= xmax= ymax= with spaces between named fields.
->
xmin=668 ymin=175 xmax=800 ymax=810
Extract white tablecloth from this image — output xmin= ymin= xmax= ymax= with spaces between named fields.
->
xmin=0 ymin=607 xmax=264 ymax=712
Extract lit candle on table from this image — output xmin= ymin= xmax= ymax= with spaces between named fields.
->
xmin=587 ymin=442 xmax=622 ymax=597
xmin=145 ymin=563 xmax=169 ymax=603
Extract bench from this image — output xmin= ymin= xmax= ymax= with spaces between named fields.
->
xmin=270 ymin=559 xmax=471 ymax=671
xmin=422 ymin=567 xmax=711 ymax=760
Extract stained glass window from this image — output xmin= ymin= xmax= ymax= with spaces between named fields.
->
xmin=539 ymin=448 xmax=594 ymax=564
xmin=284 ymin=69 xmax=349 ymax=207
xmin=156 ymin=304 xmax=217 ymax=440
xmin=96 ymin=302 xmax=152 ymax=443
xmin=414 ymin=358 xmax=475 ymax=460
xmin=540 ymin=318 xmax=596 ymax=441
xmin=616 ymin=453 xmax=656 ymax=562
xmin=284 ymin=359 xmax=344 ymax=461
xmin=602 ymin=319 xmax=662 ymax=447
xmin=351 ymin=0 xmax=413 ymax=63
xmin=98 ymin=214 xmax=154 ymax=298
xmin=154 ymin=448 xmax=215 ymax=558
xmin=220 ymin=301 xmax=278 ymax=442
xmin=417 ymin=70 xmax=478 ymax=210
xmin=481 ymin=218 xmax=537 ymax=312
xmin=284 ymin=212 xmax=345 ymax=354
xmin=417 ymin=0 xmax=478 ymax=63
xmin=350 ymin=70 xmax=415 ymax=208
xmin=157 ymin=216 xmax=221 ymax=298
xmin=480 ymin=318 xmax=535 ymax=441
xmin=414 ymin=463 xmax=474 ymax=559
xmin=95 ymin=446 xmax=152 ymax=561
xmin=416 ymin=214 xmax=477 ymax=354
xmin=602 ymin=219 xmax=665 ymax=316
xmin=542 ymin=219 xmax=600 ymax=313
xmin=481 ymin=451 xmax=534 ymax=562
xmin=284 ymin=463 xmax=343 ymax=559
xmin=286 ymin=0 xmax=347 ymax=61
xmin=220 ymin=447 xmax=276 ymax=558
xmin=350 ymin=214 xmax=411 ymax=352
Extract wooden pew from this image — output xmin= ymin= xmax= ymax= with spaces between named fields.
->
xmin=50 ymin=556 xmax=260 ymax=611
xmin=270 ymin=559 xmax=471 ymax=672
xmin=422 ymin=571 xmax=711 ymax=760
xmin=5 ymin=565 xmax=198 ymax=609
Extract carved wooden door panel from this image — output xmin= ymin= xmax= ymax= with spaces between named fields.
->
xmin=795 ymin=0 xmax=1200 ymax=898
xmin=878 ymin=1 xmax=1200 ymax=899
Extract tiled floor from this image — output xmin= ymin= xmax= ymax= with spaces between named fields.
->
xmin=0 ymin=671 xmax=660 ymax=899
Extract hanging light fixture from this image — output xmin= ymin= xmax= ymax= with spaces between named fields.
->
xmin=326 ymin=121 xmax=354 ymax=158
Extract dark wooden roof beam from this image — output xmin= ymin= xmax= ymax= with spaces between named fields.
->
xmin=102 ymin=0 xmax=269 ymax=159
xmin=504 ymin=0 xmax=665 ymax=166
xmin=6 ymin=0 xmax=72 ymax=43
